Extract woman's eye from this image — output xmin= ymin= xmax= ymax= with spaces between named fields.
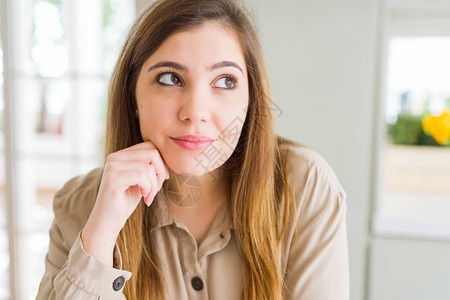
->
xmin=215 ymin=75 xmax=237 ymax=89
xmin=157 ymin=73 xmax=182 ymax=86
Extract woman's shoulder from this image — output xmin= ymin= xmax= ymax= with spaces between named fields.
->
xmin=276 ymin=136 xmax=347 ymax=234
xmin=276 ymin=138 xmax=349 ymax=292
xmin=51 ymin=168 xmax=104 ymax=247
xmin=277 ymin=136 xmax=346 ymax=198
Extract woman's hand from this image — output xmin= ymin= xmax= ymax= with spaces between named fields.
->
xmin=81 ymin=141 xmax=170 ymax=266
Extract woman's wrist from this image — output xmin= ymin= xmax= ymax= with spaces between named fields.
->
xmin=81 ymin=221 xmax=119 ymax=268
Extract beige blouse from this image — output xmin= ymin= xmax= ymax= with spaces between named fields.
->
xmin=36 ymin=143 xmax=349 ymax=299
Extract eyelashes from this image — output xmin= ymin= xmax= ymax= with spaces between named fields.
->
xmin=156 ymin=72 xmax=183 ymax=86
xmin=154 ymin=71 xmax=238 ymax=91
xmin=214 ymin=74 xmax=238 ymax=90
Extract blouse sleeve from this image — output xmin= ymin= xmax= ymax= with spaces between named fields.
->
xmin=284 ymin=154 xmax=349 ymax=299
xmin=36 ymin=171 xmax=132 ymax=299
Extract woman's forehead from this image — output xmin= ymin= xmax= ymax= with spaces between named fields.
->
xmin=142 ymin=21 xmax=247 ymax=73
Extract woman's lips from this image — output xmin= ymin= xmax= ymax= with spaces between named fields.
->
xmin=170 ymin=137 xmax=214 ymax=151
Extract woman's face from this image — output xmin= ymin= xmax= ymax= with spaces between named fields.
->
xmin=135 ymin=21 xmax=249 ymax=176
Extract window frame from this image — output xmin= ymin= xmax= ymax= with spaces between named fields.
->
xmin=372 ymin=0 xmax=450 ymax=240
xmin=1 ymin=0 xmax=137 ymax=299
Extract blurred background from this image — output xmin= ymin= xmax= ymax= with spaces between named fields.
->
xmin=1 ymin=0 xmax=449 ymax=299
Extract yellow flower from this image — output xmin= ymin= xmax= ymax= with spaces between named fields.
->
xmin=422 ymin=108 xmax=450 ymax=145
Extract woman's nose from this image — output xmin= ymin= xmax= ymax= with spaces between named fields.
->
xmin=178 ymin=85 xmax=211 ymax=124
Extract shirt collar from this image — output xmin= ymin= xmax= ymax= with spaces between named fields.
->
xmin=148 ymin=192 xmax=176 ymax=231
xmin=148 ymin=189 xmax=234 ymax=232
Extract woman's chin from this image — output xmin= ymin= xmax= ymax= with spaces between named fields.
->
xmin=167 ymin=162 xmax=219 ymax=178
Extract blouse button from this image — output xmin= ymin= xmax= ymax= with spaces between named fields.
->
xmin=191 ymin=276 xmax=204 ymax=291
xmin=112 ymin=276 xmax=125 ymax=291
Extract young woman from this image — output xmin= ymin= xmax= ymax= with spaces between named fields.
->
xmin=37 ymin=0 xmax=349 ymax=299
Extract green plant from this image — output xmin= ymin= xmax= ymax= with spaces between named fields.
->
xmin=387 ymin=112 xmax=450 ymax=147
xmin=387 ymin=113 xmax=423 ymax=145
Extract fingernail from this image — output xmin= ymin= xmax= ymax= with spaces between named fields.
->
xmin=166 ymin=173 xmax=170 ymax=179
xmin=147 ymin=193 xmax=156 ymax=206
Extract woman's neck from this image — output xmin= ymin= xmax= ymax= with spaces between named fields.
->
xmin=165 ymin=168 xmax=229 ymax=208
xmin=164 ymin=168 xmax=230 ymax=245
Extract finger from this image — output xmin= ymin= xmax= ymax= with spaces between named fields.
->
xmin=107 ymin=162 xmax=160 ymax=196
xmin=116 ymin=141 xmax=157 ymax=152
xmin=107 ymin=149 xmax=168 ymax=187
xmin=144 ymin=165 xmax=159 ymax=206
xmin=102 ymin=169 xmax=152 ymax=197
xmin=122 ymin=141 xmax=169 ymax=180
xmin=107 ymin=148 xmax=160 ymax=163
xmin=104 ymin=160 xmax=156 ymax=174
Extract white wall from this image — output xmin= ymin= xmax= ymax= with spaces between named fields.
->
xmin=369 ymin=237 xmax=450 ymax=300
xmin=249 ymin=1 xmax=450 ymax=300
xmin=245 ymin=1 xmax=377 ymax=300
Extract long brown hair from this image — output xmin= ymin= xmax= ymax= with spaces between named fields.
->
xmin=104 ymin=0 xmax=297 ymax=299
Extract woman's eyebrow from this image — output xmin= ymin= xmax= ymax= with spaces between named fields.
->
xmin=209 ymin=61 xmax=244 ymax=75
xmin=147 ymin=60 xmax=244 ymax=75
xmin=147 ymin=61 xmax=187 ymax=72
